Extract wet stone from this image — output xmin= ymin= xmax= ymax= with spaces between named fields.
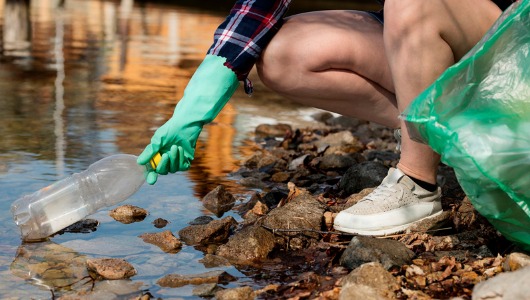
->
xmin=215 ymin=286 xmax=255 ymax=300
xmin=139 ymin=230 xmax=182 ymax=253
xmin=193 ymin=283 xmax=220 ymax=297
xmin=56 ymin=219 xmax=99 ymax=235
xmin=178 ymin=216 xmax=237 ymax=245
xmin=199 ymin=254 xmax=231 ymax=268
xmin=86 ymin=258 xmax=137 ymax=280
xmin=152 ymin=218 xmax=169 ymax=228
xmin=202 ymin=185 xmax=236 ymax=217
xmin=189 ymin=215 xmax=214 ymax=225
xmin=339 ymin=236 xmax=415 ymax=270
xmin=109 ymin=204 xmax=148 ymax=224
xmin=157 ymin=270 xmax=236 ymax=288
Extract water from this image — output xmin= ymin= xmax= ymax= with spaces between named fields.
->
xmin=0 ymin=0 xmax=378 ymax=298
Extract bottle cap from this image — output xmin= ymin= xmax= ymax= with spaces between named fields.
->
xmin=149 ymin=153 xmax=162 ymax=170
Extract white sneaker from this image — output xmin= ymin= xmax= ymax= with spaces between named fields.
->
xmin=333 ymin=167 xmax=442 ymax=236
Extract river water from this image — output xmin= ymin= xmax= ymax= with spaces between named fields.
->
xmin=0 ymin=0 xmax=379 ymax=298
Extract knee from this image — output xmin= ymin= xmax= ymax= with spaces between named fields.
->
xmin=256 ymin=28 xmax=296 ymax=93
xmin=256 ymin=16 xmax=309 ymax=94
xmin=383 ymin=0 xmax=433 ymax=45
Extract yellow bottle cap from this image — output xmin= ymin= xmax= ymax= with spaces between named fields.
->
xmin=149 ymin=153 xmax=162 ymax=169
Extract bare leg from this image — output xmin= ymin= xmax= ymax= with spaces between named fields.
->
xmin=257 ymin=10 xmax=399 ymax=128
xmin=384 ymin=0 xmax=502 ymax=183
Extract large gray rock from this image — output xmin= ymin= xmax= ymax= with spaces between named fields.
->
xmin=178 ymin=216 xmax=237 ymax=245
xmin=472 ymin=266 xmax=530 ymax=300
xmin=262 ymin=189 xmax=326 ymax=245
xmin=216 ymin=224 xmax=276 ymax=266
xmin=339 ymin=236 xmax=415 ymax=270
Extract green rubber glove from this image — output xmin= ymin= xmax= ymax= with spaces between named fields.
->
xmin=137 ymin=55 xmax=239 ymax=184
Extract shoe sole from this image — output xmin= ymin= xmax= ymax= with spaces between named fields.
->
xmin=334 ymin=210 xmax=444 ymax=236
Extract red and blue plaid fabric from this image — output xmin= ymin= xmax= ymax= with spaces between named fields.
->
xmin=207 ymin=0 xmax=292 ymax=84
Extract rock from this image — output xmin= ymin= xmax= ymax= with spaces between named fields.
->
xmin=262 ymin=190 xmax=326 ymax=244
xmin=152 ymin=218 xmax=169 ymax=228
xmin=341 ymin=262 xmax=400 ymax=299
xmin=339 ymin=283 xmax=386 ymax=300
xmin=178 ymin=216 xmax=237 ymax=245
xmin=257 ymin=153 xmax=287 ymax=174
xmin=189 ymin=215 xmax=214 ymax=225
xmin=313 ymin=131 xmax=364 ymax=155
xmin=202 ymin=185 xmax=236 ymax=217
xmin=339 ymin=236 xmax=415 ymax=270
xmin=503 ymin=252 xmax=530 ymax=271
xmin=235 ymin=192 xmax=262 ymax=215
xmin=56 ymin=219 xmax=99 ymax=234
xmin=109 ymin=205 xmax=148 ymax=224
xmin=312 ymin=154 xmax=357 ymax=170
xmin=262 ymin=188 xmax=288 ymax=208
xmin=216 ymin=224 xmax=276 ymax=266
xmin=255 ymin=123 xmax=292 ymax=138
xmin=86 ymin=258 xmax=136 ymax=280
xmin=199 ymin=254 xmax=231 ymax=268
xmin=193 ymin=283 xmax=220 ymax=297
xmin=271 ymin=171 xmax=291 ymax=183
xmin=243 ymin=152 xmax=263 ymax=169
xmin=215 ymin=286 xmax=255 ymax=300
xmin=472 ymin=266 xmax=530 ymax=300
xmin=138 ymin=230 xmax=182 ymax=253
xmin=338 ymin=161 xmax=389 ymax=197
xmin=239 ymin=177 xmax=269 ymax=190
xmin=157 ymin=270 xmax=237 ymax=288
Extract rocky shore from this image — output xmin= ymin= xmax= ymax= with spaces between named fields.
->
xmin=56 ymin=113 xmax=530 ymax=299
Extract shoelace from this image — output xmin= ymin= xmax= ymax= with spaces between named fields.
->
xmin=360 ymin=182 xmax=399 ymax=204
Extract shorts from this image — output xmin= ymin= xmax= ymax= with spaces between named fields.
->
xmin=367 ymin=0 xmax=514 ymax=25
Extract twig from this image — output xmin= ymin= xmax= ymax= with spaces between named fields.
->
xmin=261 ymin=224 xmax=453 ymax=238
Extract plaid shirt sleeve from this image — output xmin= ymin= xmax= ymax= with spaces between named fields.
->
xmin=207 ymin=0 xmax=292 ymax=84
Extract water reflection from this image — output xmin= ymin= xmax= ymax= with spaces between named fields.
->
xmin=11 ymin=241 xmax=147 ymax=298
xmin=11 ymin=241 xmax=90 ymax=293
xmin=0 ymin=0 xmax=376 ymax=297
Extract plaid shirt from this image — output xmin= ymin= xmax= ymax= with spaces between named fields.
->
xmin=207 ymin=0 xmax=292 ymax=91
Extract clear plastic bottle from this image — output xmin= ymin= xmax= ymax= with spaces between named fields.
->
xmin=11 ymin=154 xmax=158 ymax=241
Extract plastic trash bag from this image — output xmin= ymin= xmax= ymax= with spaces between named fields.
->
xmin=402 ymin=1 xmax=530 ymax=249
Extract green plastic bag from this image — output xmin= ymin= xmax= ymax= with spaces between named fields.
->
xmin=402 ymin=1 xmax=530 ymax=249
